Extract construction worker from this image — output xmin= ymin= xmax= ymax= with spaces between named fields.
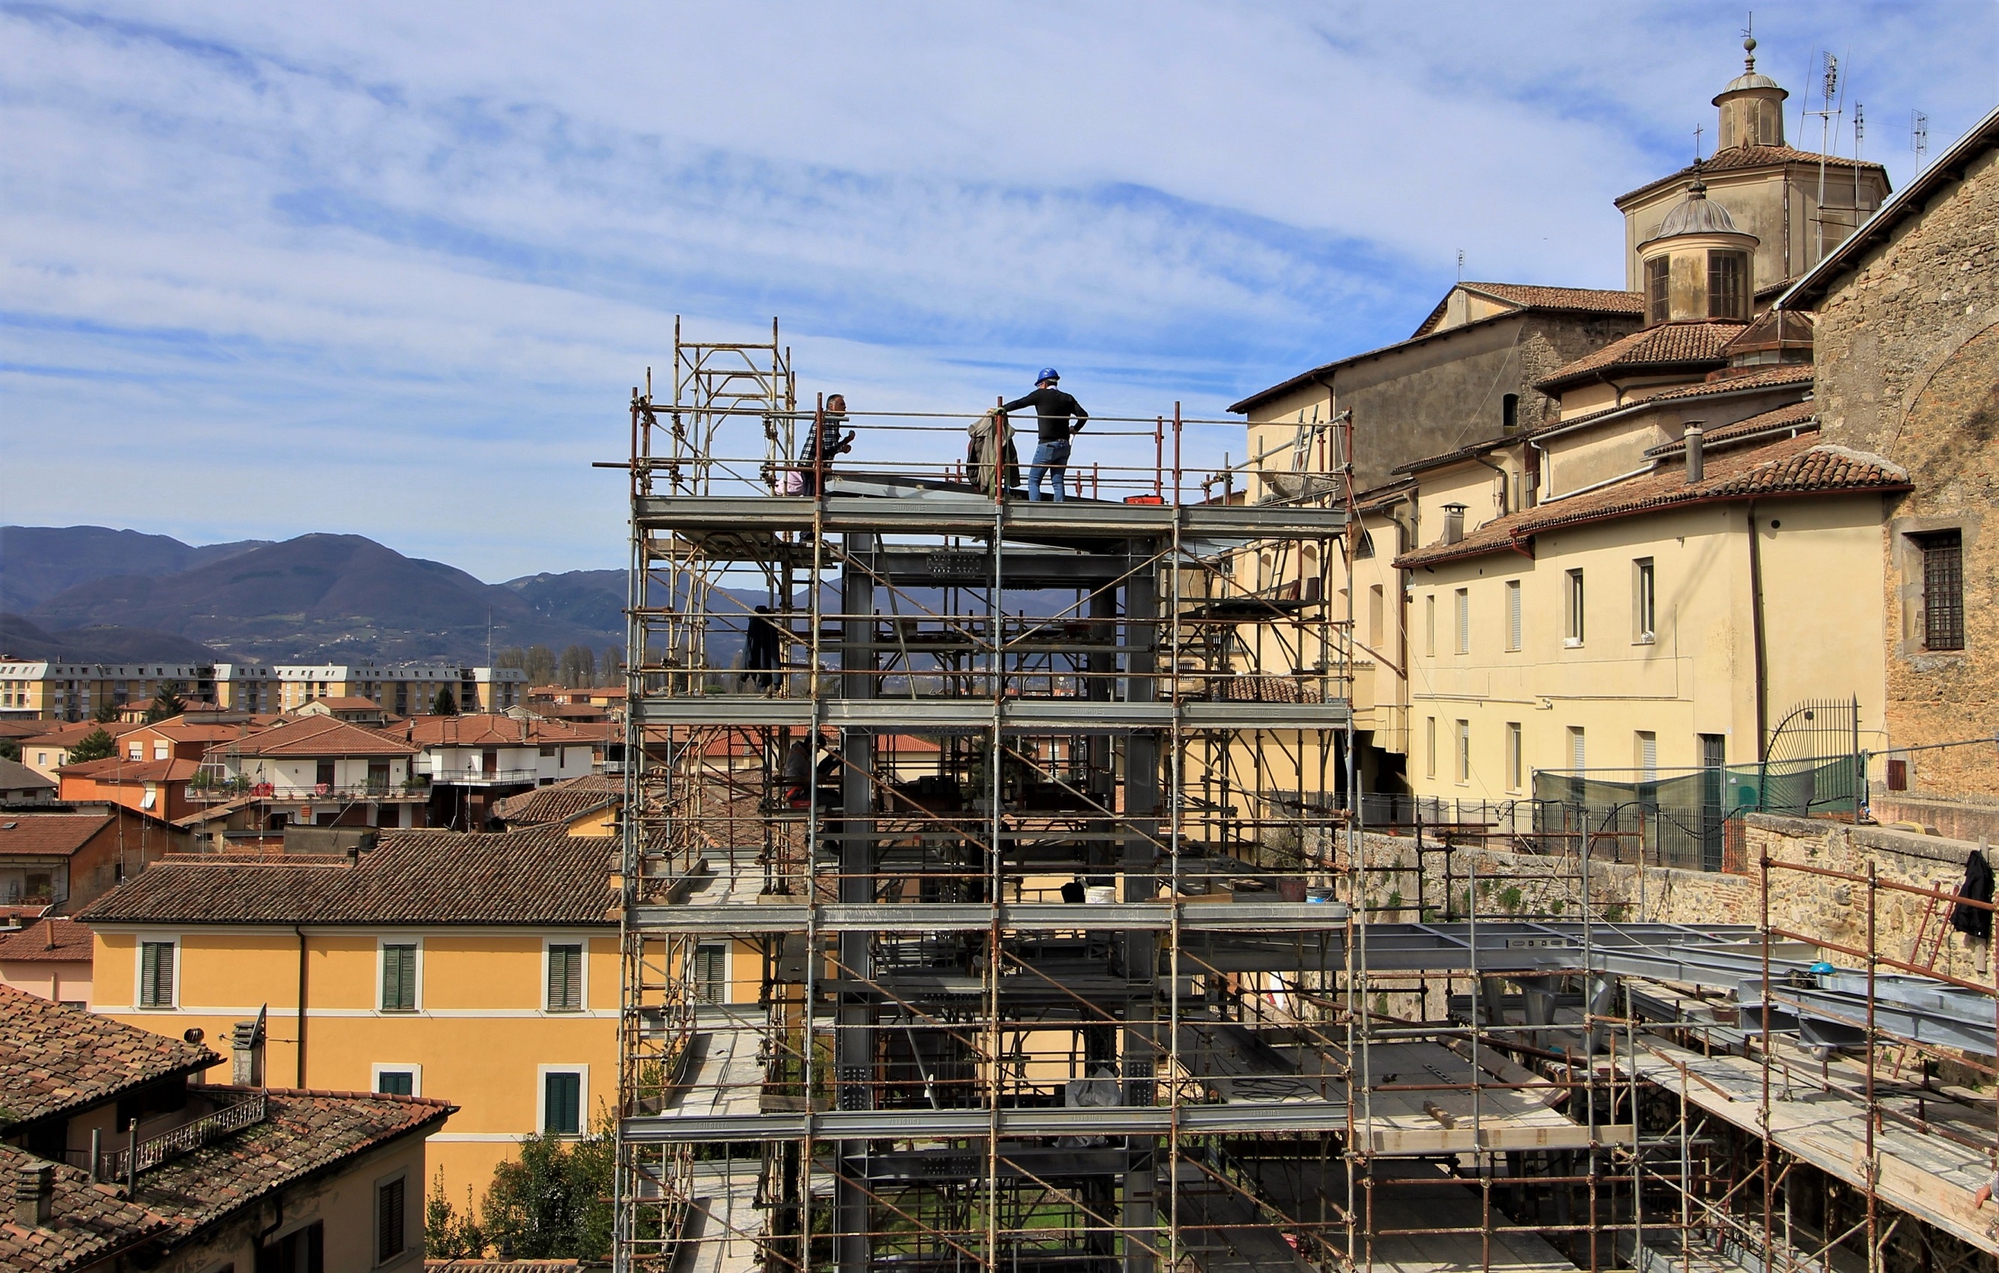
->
xmin=742 ymin=605 xmax=782 ymax=692
xmin=1001 ymin=369 xmax=1088 ymax=502
xmin=798 ymin=393 xmax=855 ymax=497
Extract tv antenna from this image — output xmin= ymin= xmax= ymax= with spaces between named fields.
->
xmin=1456 ymin=248 xmax=1464 ymax=282
xmin=1807 ymin=51 xmax=1843 ymax=262
xmin=1911 ymin=109 xmax=1929 ymax=172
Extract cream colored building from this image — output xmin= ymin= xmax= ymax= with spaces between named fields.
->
xmin=274 ymin=661 xmax=527 ymax=714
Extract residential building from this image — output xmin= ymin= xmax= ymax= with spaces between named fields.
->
xmin=1782 ymin=104 xmax=1999 ymax=831
xmin=192 ymin=714 xmax=427 ymax=830
xmin=0 ymin=987 xmax=450 ymax=1272
xmin=402 ymin=714 xmax=613 ymax=830
xmin=80 ymin=826 xmax=617 ymax=1201
xmin=0 ymin=758 xmax=57 ymax=806
xmin=493 ymin=773 xmax=623 ymax=834
xmin=19 ymin=721 xmax=137 ymax=782
xmin=290 ymin=694 xmax=396 ymax=725
xmin=57 ymin=755 xmax=201 ymax=822
xmin=0 ymin=661 xmax=224 ymax=722
xmin=0 ymin=809 xmax=187 ymax=914
xmin=210 ymin=661 xmax=279 ymax=713
xmin=275 ymin=662 xmax=528 ymax=715
xmin=0 ymin=917 xmax=93 ymax=1006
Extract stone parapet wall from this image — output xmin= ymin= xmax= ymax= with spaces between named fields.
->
xmin=1328 ymin=813 xmax=1993 ymax=983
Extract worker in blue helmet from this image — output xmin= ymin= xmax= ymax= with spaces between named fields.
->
xmin=1001 ymin=368 xmax=1089 ymax=502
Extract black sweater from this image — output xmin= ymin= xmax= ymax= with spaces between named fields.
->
xmin=1000 ymin=387 xmax=1089 ymax=442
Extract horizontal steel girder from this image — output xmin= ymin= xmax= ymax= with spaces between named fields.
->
xmin=634 ymin=495 xmax=1345 ymax=540
xmin=628 ymin=695 xmax=1353 ymax=731
xmin=620 ymin=1098 xmax=1348 ymax=1143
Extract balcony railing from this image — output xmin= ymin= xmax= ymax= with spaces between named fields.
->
xmin=428 ymin=768 xmax=542 ymax=786
xmin=83 ymin=1092 xmax=268 ymax=1182
xmin=189 ymin=780 xmax=428 ymax=803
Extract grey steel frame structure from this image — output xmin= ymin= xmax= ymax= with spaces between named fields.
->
xmin=616 ymin=322 xmax=1999 ymax=1273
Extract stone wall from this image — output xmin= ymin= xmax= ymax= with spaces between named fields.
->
xmin=1330 ymin=813 xmax=1994 ymax=984
xmin=1811 ymin=144 xmax=1999 ymax=800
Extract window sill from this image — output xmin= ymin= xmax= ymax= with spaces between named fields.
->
xmin=1563 ymin=638 xmax=1584 ymax=648
xmin=1633 ymin=634 xmax=1655 ymax=645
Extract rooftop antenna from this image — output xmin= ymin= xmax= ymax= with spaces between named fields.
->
xmin=1853 ymin=101 xmax=1864 ymax=215
xmin=1456 ymin=249 xmax=1464 ymax=282
xmin=1911 ymin=109 xmax=1929 ymax=173
xmin=1808 ymin=51 xmax=1841 ymax=262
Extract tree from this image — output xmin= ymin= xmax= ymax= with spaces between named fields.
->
xmin=0 ymin=739 xmax=18 ymax=763
xmin=478 ymin=1116 xmax=614 ymax=1261
xmin=557 ymin=644 xmax=596 ymax=688
xmin=494 ymin=646 xmax=528 ymax=672
xmin=425 ymin=1168 xmax=486 ymax=1259
xmin=432 ymin=687 xmax=459 ymax=716
xmin=68 ymin=727 xmax=116 ymax=764
xmin=92 ymin=701 xmax=120 ymax=723
xmin=143 ymin=681 xmax=186 ymax=724
xmin=601 ymin=645 xmax=625 ymax=679
xmin=523 ymin=645 xmax=558 ymax=686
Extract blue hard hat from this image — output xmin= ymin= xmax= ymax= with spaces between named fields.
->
xmin=1037 ymin=367 xmax=1060 ymax=383
xmin=1808 ymin=961 xmax=1836 ymax=975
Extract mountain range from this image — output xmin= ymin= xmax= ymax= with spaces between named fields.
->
xmin=0 ymin=525 xmax=632 ymax=666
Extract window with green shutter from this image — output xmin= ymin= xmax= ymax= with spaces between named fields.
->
xmin=139 ymin=941 xmax=175 ymax=1008
xmin=546 ymin=944 xmax=583 ymax=1012
xmin=544 ymin=1071 xmax=582 ymax=1135
xmin=380 ymin=943 xmax=418 ymax=1012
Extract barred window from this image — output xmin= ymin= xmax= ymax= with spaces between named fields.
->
xmin=1917 ymin=531 xmax=1965 ymax=650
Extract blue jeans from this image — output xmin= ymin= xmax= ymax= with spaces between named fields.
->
xmin=1028 ymin=440 xmax=1071 ymax=501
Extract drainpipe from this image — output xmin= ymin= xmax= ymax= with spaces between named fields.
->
xmin=293 ymin=925 xmax=308 ymax=1087
xmin=1466 ymin=452 xmax=1510 ymax=515
xmin=1746 ymin=501 xmax=1770 ymax=761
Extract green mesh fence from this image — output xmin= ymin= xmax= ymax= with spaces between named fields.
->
xmin=1531 ymin=755 xmax=1863 ymax=872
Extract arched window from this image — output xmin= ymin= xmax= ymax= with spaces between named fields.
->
xmin=1501 ymin=393 xmax=1519 ymax=433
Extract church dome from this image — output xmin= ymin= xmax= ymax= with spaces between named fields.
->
xmin=1717 ymin=68 xmax=1785 ymax=98
xmin=1650 ymin=181 xmax=1748 ymax=241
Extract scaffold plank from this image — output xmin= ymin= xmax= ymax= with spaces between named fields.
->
xmin=627 ymin=695 xmax=1354 ymax=730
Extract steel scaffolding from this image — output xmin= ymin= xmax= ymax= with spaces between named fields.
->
xmin=616 ymin=321 xmax=1999 ymax=1273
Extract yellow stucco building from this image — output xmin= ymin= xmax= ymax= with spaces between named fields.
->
xmin=79 ymin=826 xmax=619 ymax=1202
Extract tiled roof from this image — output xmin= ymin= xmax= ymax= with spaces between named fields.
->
xmin=0 ymin=757 xmax=56 ymax=791
xmin=77 ymin=826 xmax=618 ymax=927
xmin=0 ymin=917 xmax=94 ymax=963
xmin=1396 ymin=434 xmax=1909 ymax=569
xmin=0 ymin=987 xmax=217 ymax=1131
xmin=21 ymin=722 xmax=139 ymax=750
xmin=1514 ymin=363 xmax=1814 ymax=441
xmin=131 ymin=1086 xmax=453 ymax=1238
xmin=1536 ymin=321 xmax=1746 ymax=389
xmin=0 ymin=721 xmax=46 ymax=740
xmin=1646 ymin=399 xmax=1819 ymax=457
xmin=293 ymin=695 xmax=386 ymax=712
xmin=1411 ymin=282 xmax=1643 ymax=338
xmin=221 ymin=716 xmax=416 ymax=759
xmin=0 ymin=1143 xmax=171 ymax=1272
xmin=494 ymin=775 xmax=623 ymax=825
xmin=57 ymin=757 xmax=200 ymax=785
xmin=1617 ymin=147 xmax=1888 ymax=204
xmin=0 ymin=814 xmax=111 ymax=859
xmin=402 ymin=715 xmax=615 ymax=747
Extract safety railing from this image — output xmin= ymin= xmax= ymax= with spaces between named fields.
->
xmin=86 ymin=1092 xmax=268 ymax=1183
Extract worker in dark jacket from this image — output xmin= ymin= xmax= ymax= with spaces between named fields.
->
xmin=742 ymin=605 xmax=783 ymax=692
xmin=798 ymin=394 xmax=855 ymax=496
xmin=1001 ymin=370 xmax=1088 ymax=502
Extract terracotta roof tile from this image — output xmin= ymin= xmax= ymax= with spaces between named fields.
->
xmin=1410 ymin=282 xmax=1644 ymax=337
xmin=1617 ymin=147 xmax=1888 ymax=203
xmin=0 ymin=814 xmax=112 ymax=860
xmin=1506 ymin=364 xmax=1815 ymax=442
xmin=57 ymin=757 xmax=200 ymax=784
xmin=0 ymin=1143 xmax=171 ymax=1272
xmin=1395 ymin=434 xmax=1908 ymax=569
xmin=0 ymin=917 xmax=93 ymax=963
xmin=1536 ymin=321 xmax=1747 ymax=389
xmin=0 ymin=987 xmax=217 ymax=1131
xmin=0 ymin=721 xmax=46 ymax=741
xmin=77 ymin=827 xmax=617 ymax=927
xmin=129 ymin=1086 xmax=453 ymax=1237
xmin=220 ymin=717 xmax=416 ymax=759
xmin=494 ymin=775 xmax=623 ymax=825
xmin=1646 ymin=399 xmax=1819 ymax=457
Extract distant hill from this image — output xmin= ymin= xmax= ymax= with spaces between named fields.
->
xmin=0 ymin=613 xmax=228 ymax=665
xmin=0 ymin=525 xmax=269 ymax=612
xmin=12 ymin=529 xmax=625 ymax=665
xmin=502 ymin=569 xmax=628 ymax=634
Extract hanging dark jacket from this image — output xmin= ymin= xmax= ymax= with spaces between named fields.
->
xmin=1948 ymin=849 xmax=1993 ymax=939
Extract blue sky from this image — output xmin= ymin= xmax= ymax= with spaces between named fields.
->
xmin=2 ymin=1 xmax=1993 ymax=579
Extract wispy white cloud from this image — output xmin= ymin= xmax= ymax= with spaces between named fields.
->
xmin=1 ymin=0 xmax=1992 ymax=577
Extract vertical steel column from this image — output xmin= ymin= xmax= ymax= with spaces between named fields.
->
xmin=1122 ymin=539 xmax=1159 ymax=1273
xmin=837 ymin=532 xmax=878 ymax=1273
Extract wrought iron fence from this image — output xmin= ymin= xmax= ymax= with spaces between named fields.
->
xmin=88 ymin=1092 xmax=268 ymax=1182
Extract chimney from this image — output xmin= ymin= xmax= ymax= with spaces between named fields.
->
xmin=1442 ymin=503 xmax=1468 ymax=545
xmin=1684 ymin=421 xmax=1705 ymax=484
xmin=14 ymin=1162 xmax=53 ymax=1228
xmin=231 ymin=1016 xmax=265 ymax=1087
